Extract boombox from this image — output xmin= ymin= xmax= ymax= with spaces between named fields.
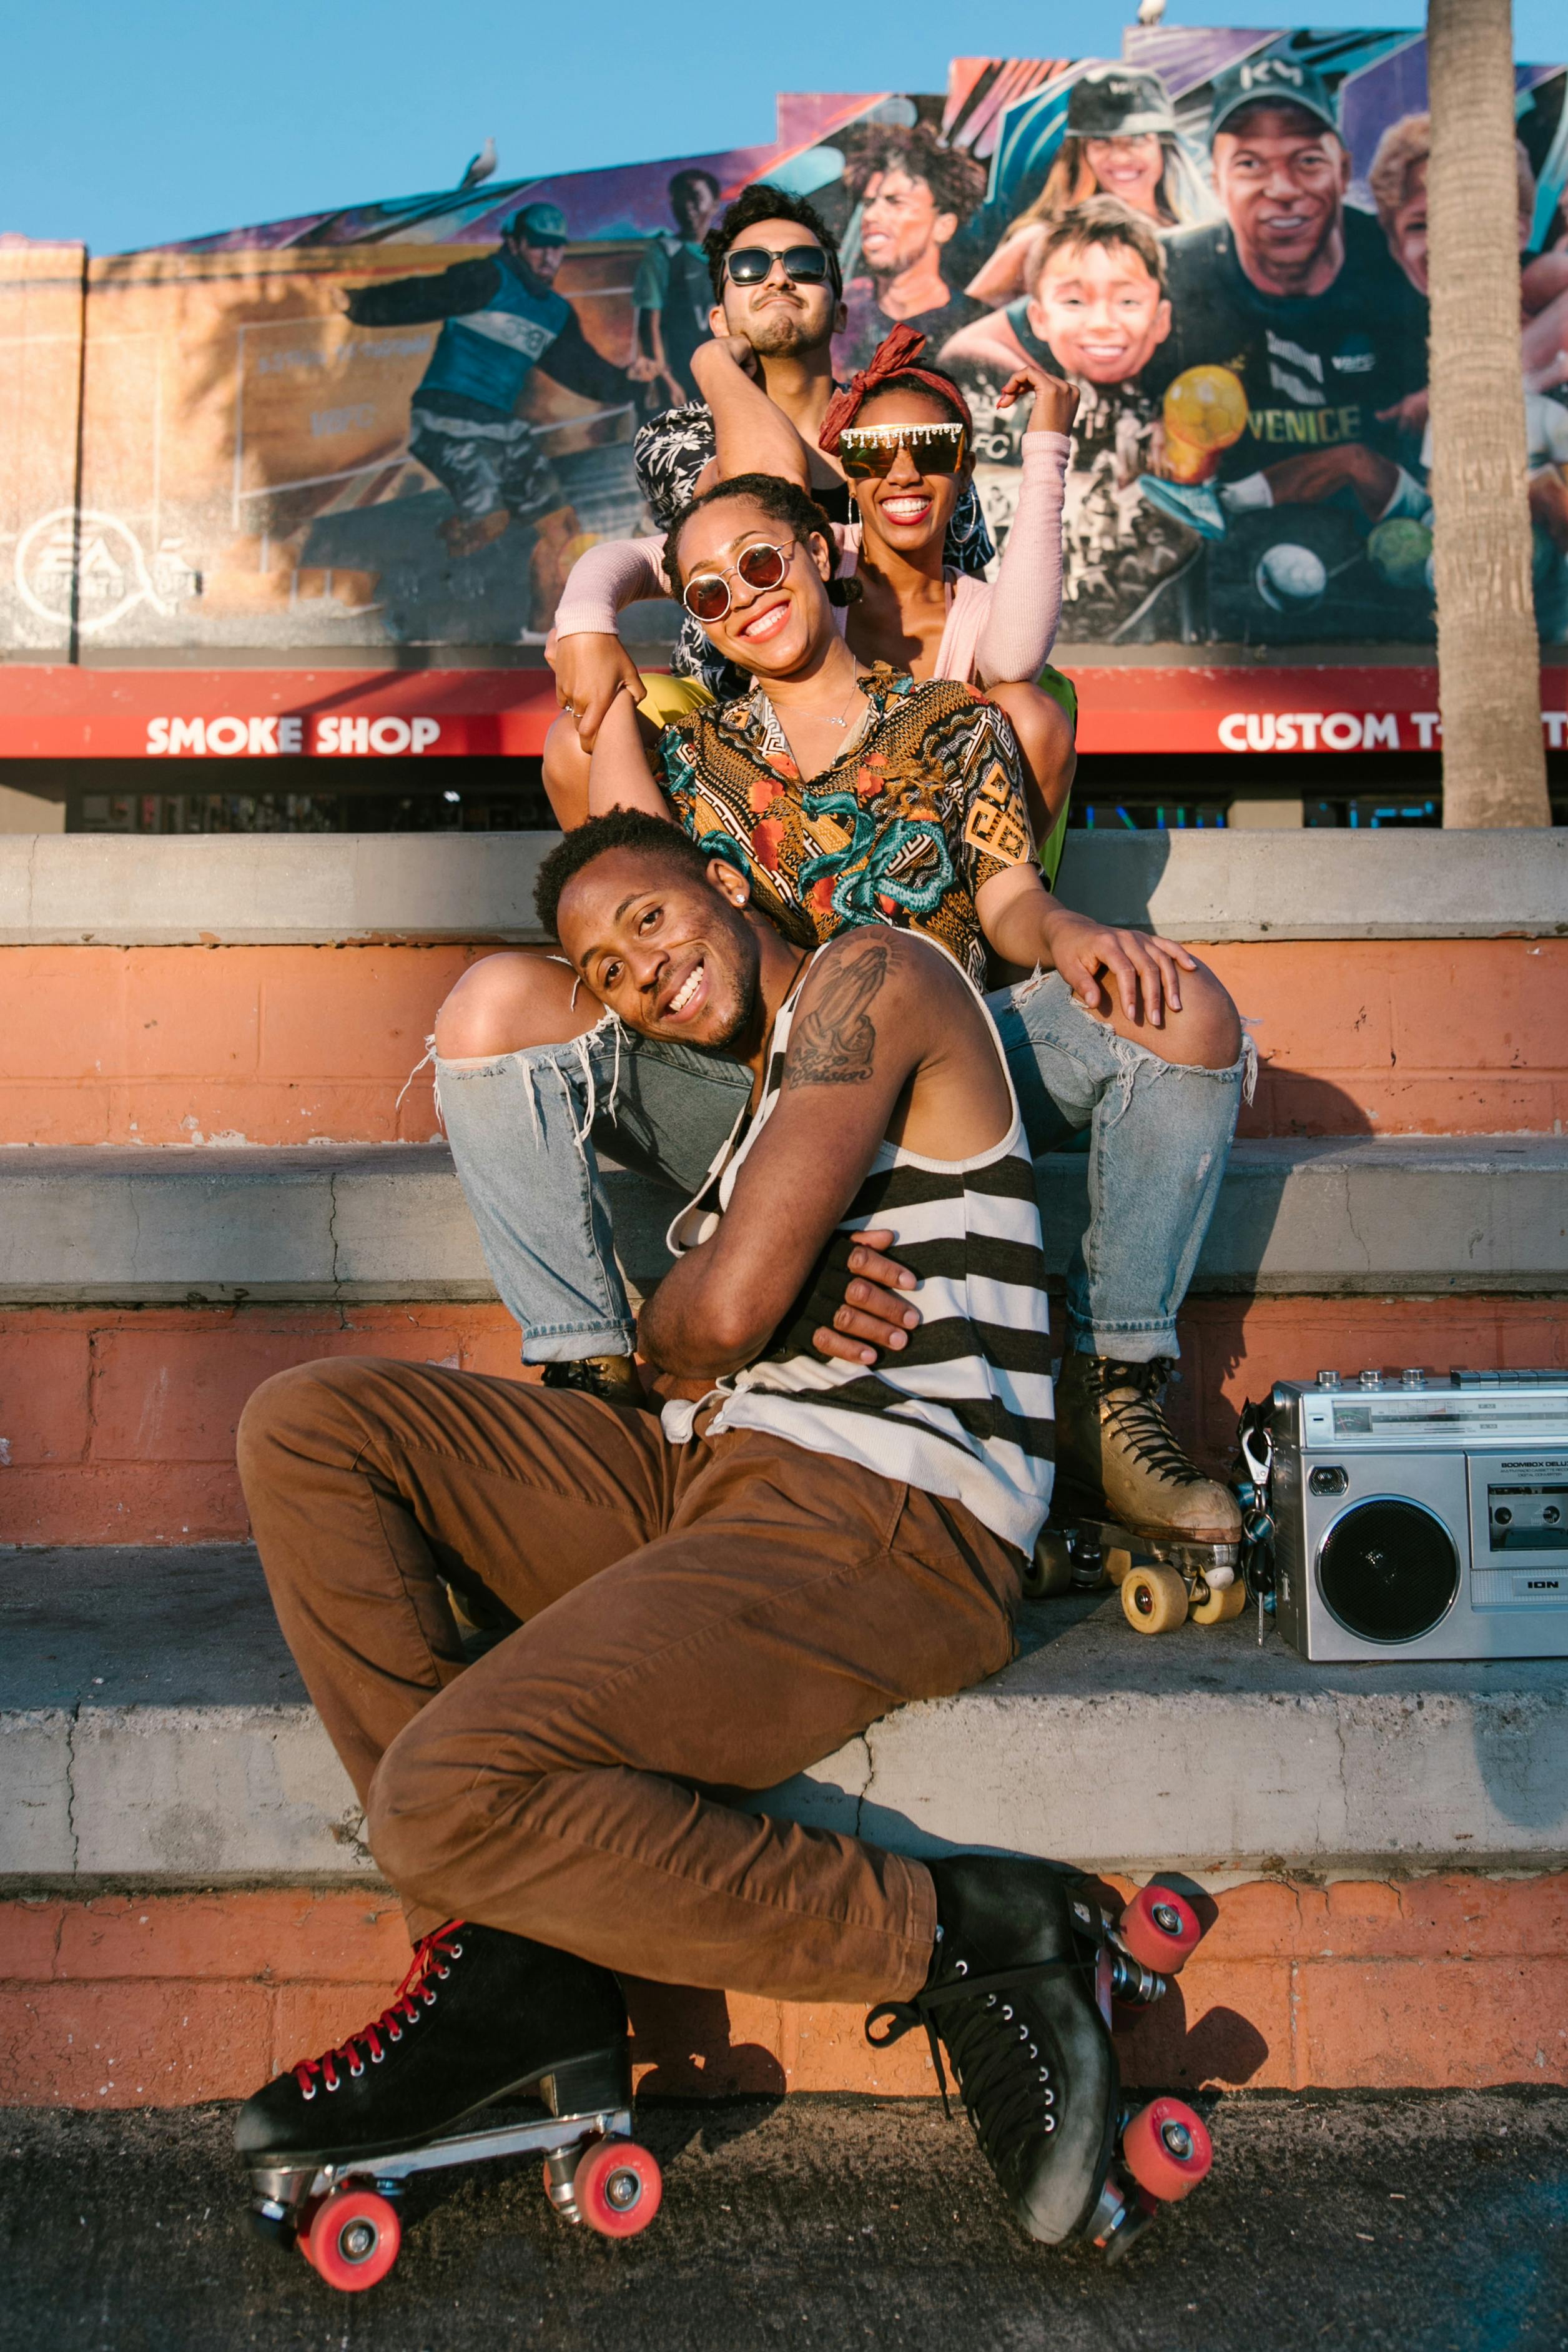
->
xmin=1267 ymin=1370 xmax=1568 ymax=1663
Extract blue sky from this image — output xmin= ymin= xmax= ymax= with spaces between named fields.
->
xmin=0 ymin=2 xmax=1562 ymax=254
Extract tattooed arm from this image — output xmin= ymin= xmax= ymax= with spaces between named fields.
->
xmin=638 ymin=930 xmax=1002 ymax=1379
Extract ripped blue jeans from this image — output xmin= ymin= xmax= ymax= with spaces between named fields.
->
xmin=435 ymin=970 xmax=1252 ymax=1366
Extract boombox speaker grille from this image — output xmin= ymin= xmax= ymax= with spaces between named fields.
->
xmin=1318 ymin=1498 xmax=1461 ymax=1644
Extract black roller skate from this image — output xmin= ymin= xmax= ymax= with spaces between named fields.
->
xmin=867 ymin=1856 xmax=1211 ymax=2260
xmin=235 ymin=1921 xmax=661 ymax=2292
xmin=1029 ymin=1355 xmax=1246 ymax=1636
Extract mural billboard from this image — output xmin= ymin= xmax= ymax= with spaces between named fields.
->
xmin=1 ymin=25 xmax=1564 ymax=669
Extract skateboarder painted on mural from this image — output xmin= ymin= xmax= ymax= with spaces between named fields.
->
xmin=633 ymin=168 xmax=725 ymax=409
xmin=343 ymin=200 xmax=658 ymax=628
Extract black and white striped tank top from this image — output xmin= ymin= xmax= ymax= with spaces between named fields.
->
xmin=661 ymin=940 xmax=1055 ymax=1555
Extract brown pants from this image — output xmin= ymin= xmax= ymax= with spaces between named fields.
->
xmin=237 ymin=1358 xmax=1023 ymax=2005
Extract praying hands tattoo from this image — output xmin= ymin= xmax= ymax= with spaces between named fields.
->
xmin=786 ymin=942 xmax=889 ymax=1087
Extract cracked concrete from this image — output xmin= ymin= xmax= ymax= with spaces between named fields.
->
xmin=3 ymin=1548 xmax=1565 ymax=1890
xmin=3 ymin=1137 xmax=1566 ymax=1305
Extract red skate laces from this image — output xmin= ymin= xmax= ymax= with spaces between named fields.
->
xmin=292 ymin=1923 xmax=466 ymax=2098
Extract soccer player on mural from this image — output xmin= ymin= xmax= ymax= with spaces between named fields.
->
xmin=633 ymin=168 xmax=725 ymax=408
xmin=343 ymin=200 xmax=657 ymax=626
xmin=966 ymin=67 xmax=1209 ymax=310
xmin=941 ymin=200 xmax=1193 ymax=635
xmin=433 ymin=468 xmax=1253 ymax=1559
xmin=835 ymin=125 xmax=989 ymax=376
xmin=1135 ymin=56 xmax=1429 ymax=597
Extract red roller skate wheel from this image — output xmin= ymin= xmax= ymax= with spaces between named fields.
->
xmin=573 ymin=2137 xmax=663 ymax=2238
xmin=304 ymin=2186 xmax=402 ymax=2291
xmin=1122 ymin=2097 xmax=1212 ymax=2203
xmin=1118 ymin=1882 xmax=1202 ymax=1972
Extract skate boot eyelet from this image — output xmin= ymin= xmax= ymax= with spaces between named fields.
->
xmin=449 ymin=1942 xmax=463 ymax=1957
xmin=301 ymin=2083 xmax=317 ymax=2101
xmin=1042 ymin=2114 xmax=1056 ymax=2133
xmin=1001 ymin=2005 xmax=1013 ymax=2022
xmin=436 ymin=1965 xmax=451 ymax=1979
xmin=985 ymin=1994 xmax=997 ymax=2009
xmin=1042 ymin=2088 xmax=1055 ymax=2106
xmin=370 ymin=2049 xmax=384 ymax=2063
xmin=348 ymin=2060 xmax=364 ymax=2078
xmin=953 ymin=1960 xmax=968 ymax=1975
xmin=1028 ymin=2044 xmax=1038 ymax=2060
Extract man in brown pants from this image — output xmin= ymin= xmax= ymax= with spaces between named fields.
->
xmin=233 ymin=810 xmax=1127 ymax=2251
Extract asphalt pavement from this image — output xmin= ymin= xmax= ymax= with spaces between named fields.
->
xmin=2 ymin=2089 xmax=1564 ymax=2352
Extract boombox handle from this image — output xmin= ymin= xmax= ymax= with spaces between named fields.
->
xmin=1233 ymin=1400 xmax=1278 ymax=1644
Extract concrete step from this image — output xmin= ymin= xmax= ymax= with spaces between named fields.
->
xmin=5 ymin=827 xmax=1566 ymax=946
xmin=6 ymin=1546 xmax=1566 ymax=1887
xmin=3 ymin=1136 xmax=1566 ymax=1306
xmin=6 ymin=1546 xmax=1565 ymax=2105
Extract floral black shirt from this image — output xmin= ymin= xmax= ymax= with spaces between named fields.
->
xmin=634 ymin=401 xmax=997 ymax=699
xmin=656 ymin=664 xmax=1032 ymax=989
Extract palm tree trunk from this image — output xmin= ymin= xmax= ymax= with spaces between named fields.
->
xmin=1427 ymin=0 xmax=1550 ymax=826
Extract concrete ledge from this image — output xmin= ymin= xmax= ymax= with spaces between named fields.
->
xmin=2 ymin=1136 xmax=1566 ymax=1304
xmin=3 ymin=1548 xmax=1565 ymax=1885
xmin=0 ymin=828 xmax=1563 ymax=946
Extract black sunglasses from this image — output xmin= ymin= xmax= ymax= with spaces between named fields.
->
xmin=725 ymin=244 xmax=834 ymax=288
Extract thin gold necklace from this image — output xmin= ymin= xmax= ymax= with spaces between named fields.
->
xmin=774 ymin=671 xmax=865 ymax=731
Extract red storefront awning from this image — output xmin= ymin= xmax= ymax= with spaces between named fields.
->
xmin=0 ymin=663 xmax=1564 ymax=761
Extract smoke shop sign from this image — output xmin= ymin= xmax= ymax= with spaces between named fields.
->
xmin=146 ymin=714 xmax=443 ymax=756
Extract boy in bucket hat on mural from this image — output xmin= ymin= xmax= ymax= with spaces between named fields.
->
xmin=345 ymin=199 xmax=658 ymax=623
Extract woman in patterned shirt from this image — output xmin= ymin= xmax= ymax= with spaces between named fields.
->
xmin=586 ymin=469 xmax=1186 ymax=1004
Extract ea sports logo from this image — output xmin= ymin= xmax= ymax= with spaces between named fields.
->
xmin=15 ymin=508 xmax=170 ymax=636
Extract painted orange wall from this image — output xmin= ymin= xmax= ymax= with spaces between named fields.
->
xmin=3 ymin=1879 xmax=1563 ymax=2105
xmin=2 ymin=1293 xmax=1565 ymax=1547
xmin=4 ymin=937 xmax=1567 ymax=1145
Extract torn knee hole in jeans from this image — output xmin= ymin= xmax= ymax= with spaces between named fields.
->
xmin=425 ymin=1009 xmax=629 ymax=1166
xmin=1066 ymin=989 xmax=1258 ymax=1108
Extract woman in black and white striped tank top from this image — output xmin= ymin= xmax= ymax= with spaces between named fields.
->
xmin=664 ymin=937 xmax=1055 ymax=1558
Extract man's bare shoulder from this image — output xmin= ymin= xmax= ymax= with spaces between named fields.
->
xmin=784 ymin=929 xmax=975 ymax=1092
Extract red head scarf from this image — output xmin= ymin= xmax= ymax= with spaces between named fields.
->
xmin=817 ymin=322 xmax=974 ymax=453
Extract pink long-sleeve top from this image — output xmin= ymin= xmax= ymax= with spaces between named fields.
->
xmin=551 ymin=432 xmax=1069 ymax=688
